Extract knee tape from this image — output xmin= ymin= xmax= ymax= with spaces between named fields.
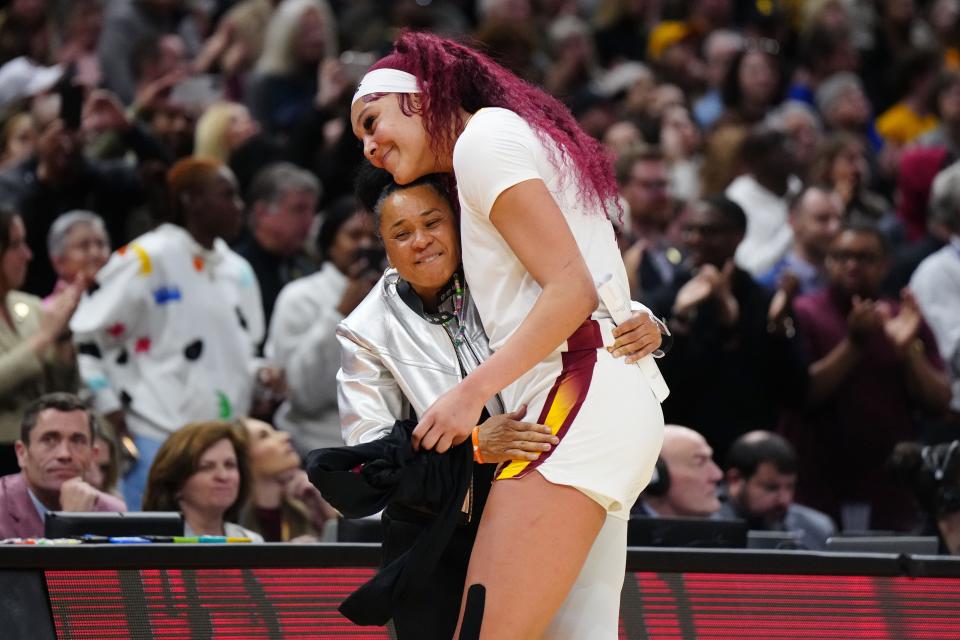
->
xmin=459 ymin=583 xmax=486 ymax=640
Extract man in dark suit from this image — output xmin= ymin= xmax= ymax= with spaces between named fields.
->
xmin=0 ymin=393 xmax=124 ymax=539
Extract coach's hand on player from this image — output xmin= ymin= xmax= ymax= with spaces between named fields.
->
xmin=478 ymin=406 xmax=559 ymax=463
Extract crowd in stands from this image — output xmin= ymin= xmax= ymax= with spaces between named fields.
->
xmin=0 ymin=0 xmax=959 ymax=550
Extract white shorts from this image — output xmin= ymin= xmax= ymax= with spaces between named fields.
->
xmin=496 ymin=319 xmax=664 ymax=520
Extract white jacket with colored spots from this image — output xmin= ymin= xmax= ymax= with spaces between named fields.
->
xmin=71 ymin=224 xmax=264 ymax=440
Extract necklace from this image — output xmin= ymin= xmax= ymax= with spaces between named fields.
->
xmin=442 ymin=273 xmax=466 ymax=347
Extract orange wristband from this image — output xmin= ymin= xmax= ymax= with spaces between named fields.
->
xmin=471 ymin=426 xmax=484 ymax=464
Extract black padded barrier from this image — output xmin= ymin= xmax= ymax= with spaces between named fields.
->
xmin=1 ymin=545 xmax=959 ymax=640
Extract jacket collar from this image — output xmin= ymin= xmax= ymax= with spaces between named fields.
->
xmin=3 ymin=473 xmax=44 ymax=536
xmin=156 ymin=223 xmax=227 ymax=267
xmin=396 ymin=269 xmax=466 ymax=326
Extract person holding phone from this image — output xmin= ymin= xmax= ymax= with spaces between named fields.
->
xmin=57 ymin=65 xmax=86 ymax=133
xmin=265 ymin=195 xmax=381 ymax=455
xmin=0 ymin=82 xmax=170 ymax=297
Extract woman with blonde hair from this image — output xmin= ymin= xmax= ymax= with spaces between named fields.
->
xmin=246 ymin=0 xmax=338 ymax=137
xmin=144 ymin=420 xmax=262 ymax=541
xmin=0 ymin=112 xmax=36 ymax=170
xmin=255 ymin=0 xmax=337 ymax=76
xmin=86 ymin=413 xmax=124 ymax=500
xmin=239 ymin=418 xmax=334 ymax=542
xmin=194 ymin=101 xmax=260 ymax=163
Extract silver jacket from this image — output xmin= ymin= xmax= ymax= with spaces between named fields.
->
xmin=337 ymin=269 xmax=505 ymax=446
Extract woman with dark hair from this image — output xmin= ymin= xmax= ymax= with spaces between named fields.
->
xmin=0 ymin=208 xmax=81 ymax=476
xmin=810 ymin=132 xmax=900 ymax=241
xmin=71 ymin=157 xmax=265 ymax=510
xmin=143 ymin=420 xmax=262 ymax=541
xmin=717 ymin=44 xmax=784 ymax=127
xmin=349 ymin=32 xmax=665 ymax=637
xmin=265 ymin=195 xmax=380 ymax=454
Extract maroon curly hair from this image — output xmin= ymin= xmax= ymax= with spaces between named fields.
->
xmin=367 ymin=31 xmax=618 ymax=212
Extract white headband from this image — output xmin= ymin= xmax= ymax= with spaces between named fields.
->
xmin=352 ymin=68 xmax=420 ymax=105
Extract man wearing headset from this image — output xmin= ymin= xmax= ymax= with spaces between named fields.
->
xmin=632 ymin=424 xmax=723 ymax=518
